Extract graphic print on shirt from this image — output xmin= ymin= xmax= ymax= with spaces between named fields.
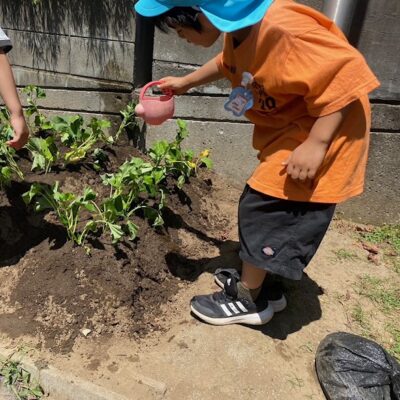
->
xmin=222 ymin=60 xmax=277 ymax=114
xmin=251 ymin=80 xmax=277 ymax=113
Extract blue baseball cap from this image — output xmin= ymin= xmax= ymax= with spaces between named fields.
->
xmin=134 ymin=0 xmax=274 ymax=33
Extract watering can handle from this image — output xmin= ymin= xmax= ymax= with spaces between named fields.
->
xmin=139 ymin=81 xmax=173 ymax=100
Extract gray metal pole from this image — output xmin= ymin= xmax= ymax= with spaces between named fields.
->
xmin=134 ymin=13 xmax=155 ymax=87
xmin=322 ymin=0 xmax=359 ymax=36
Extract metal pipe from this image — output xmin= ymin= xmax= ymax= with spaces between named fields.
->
xmin=322 ymin=0 xmax=359 ymax=36
xmin=133 ymin=13 xmax=155 ymax=87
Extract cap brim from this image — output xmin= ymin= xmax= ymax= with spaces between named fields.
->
xmin=134 ymin=0 xmax=172 ymax=17
xmin=201 ymin=0 xmax=273 ymax=33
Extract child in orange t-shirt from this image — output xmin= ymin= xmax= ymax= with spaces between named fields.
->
xmin=135 ymin=0 xmax=380 ymax=326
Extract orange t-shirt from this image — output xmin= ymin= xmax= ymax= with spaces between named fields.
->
xmin=216 ymin=0 xmax=380 ymax=203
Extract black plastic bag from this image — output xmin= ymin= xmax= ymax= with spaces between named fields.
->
xmin=315 ymin=332 xmax=400 ymax=400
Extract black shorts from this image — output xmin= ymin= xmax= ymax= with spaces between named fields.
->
xmin=238 ymin=185 xmax=336 ymax=280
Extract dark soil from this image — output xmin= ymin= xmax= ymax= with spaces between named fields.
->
xmin=0 ymin=138 xmax=232 ymax=353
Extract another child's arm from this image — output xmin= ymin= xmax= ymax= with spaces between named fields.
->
xmin=158 ymin=56 xmax=223 ymax=94
xmin=283 ymin=103 xmax=351 ymax=181
xmin=0 ymin=50 xmax=29 ymax=149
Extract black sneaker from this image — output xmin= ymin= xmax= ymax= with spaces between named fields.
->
xmin=190 ymin=276 xmax=274 ymax=326
xmin=214 ymin=268 xmax=287 ymax=313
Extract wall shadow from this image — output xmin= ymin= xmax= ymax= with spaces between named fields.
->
xmin=0 ymin=0 xmax=135 ymax=69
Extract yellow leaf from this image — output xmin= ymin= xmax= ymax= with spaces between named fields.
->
xmin=199 ymin=149 xmax=210 ymax=158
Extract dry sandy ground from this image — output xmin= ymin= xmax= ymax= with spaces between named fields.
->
xmin=0 ymin=182 xmax=398 ymax=400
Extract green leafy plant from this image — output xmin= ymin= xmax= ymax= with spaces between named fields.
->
xmin=101 ymin=157 xmax=166 ymax=227
xmin=115 ymin=101 xmax=137 ymax=141
xmin=102 ymin=157 xmax=151 ymax=199
xmin=0 ymin=118 xmax=24 ymax=187
xmin=0 ymin=143 xmax=24 ymax=186
xmin=94 ymin=195 xmax=139 ymax=243
xmin=22 ymin=118 xmax=212 ymax=248
xmin=148 ymin=119 xmax=212 ymax=188
xmin=23 ymin=182 xmax=98 ymax=246
xmin=52 ymin=115 xmax=113 ymax=164
xmin=23 ymin=182 xmax=137 ymax=247
xmin=0 ymin=107 xmax=13 ymax=137
xmin=26 ymin=136 xmax=59 ymax=173
xmin=0 ymin=105 xmax=23 ymax=146
xmin=52 ymin=115 xmax=84 ymax=147
xmin=103 ymin=119 xmax=212 ymax=228
xmin=0 ymin=349 xmax=43 ymax=400
xmin=22 ymin=85 xmax=52 ymax=133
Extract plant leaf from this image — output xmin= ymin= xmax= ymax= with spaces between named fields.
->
xmin=108 ymin=223 xmax=124 ymax=243
xmin=126 ymin=221 xmax=138 ymax=241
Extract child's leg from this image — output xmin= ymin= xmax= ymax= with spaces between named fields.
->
xmin=213 ymin=261 xmax=288 ymax=313
xmin=190 ymin=184 xmax=336 ymax=326
xmin=236 ymin=261 xmax=267 ymax=302
xmin=241 ymin=261 xmax=267 ymax=290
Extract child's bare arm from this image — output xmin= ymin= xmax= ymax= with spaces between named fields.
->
xmin=283 ymin=103 xmax=352 ymax=181
xmin=158 ymin=56 xmax=223 ymax=95
xmin=0 ymin=51 xmax=22 ymax=115
xmin=0 ymin=50 xmax=29 ymax=149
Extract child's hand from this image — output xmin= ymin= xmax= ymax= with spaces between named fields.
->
xmin=282 ymin=138 xmax=328 ymax=181
xmin=158 ymin=76 xmax=191 ymax=95
xmin=7 ymin=112 xmax=30 ymax=150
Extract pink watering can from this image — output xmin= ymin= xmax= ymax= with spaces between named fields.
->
xmin=134 ymin=81 xmax=175 ymax=125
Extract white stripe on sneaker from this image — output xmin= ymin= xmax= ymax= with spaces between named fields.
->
xmin=236 ymin=301 xmax=248 ymax=313
xmin=220 ymin=304 xmax=232 ymax=316
xmin=228 ymin=303 xmax=240 ymax=314
xmin=190 ymin=303 xmax=274 ymax=326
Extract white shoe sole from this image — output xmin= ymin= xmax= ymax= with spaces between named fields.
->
xmin=214 ymin=276 xmax=287 ymax=313
xmin=190 ymin=303 xmax=274 ymax=326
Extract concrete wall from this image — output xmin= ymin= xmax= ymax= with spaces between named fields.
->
xmin=0 ymin=0 xmax=135 ymax=120
xmin=0 ymin=0 xmax=399 ymax=224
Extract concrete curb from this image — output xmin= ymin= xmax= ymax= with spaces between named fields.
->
xmin=39 ymin=365 xmax=131 ymax=400
xmin=0 ymin=348 xmax=167 ymax=400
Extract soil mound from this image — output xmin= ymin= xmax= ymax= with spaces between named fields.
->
xmin=0 ymin=138 xmax=234 ymax=353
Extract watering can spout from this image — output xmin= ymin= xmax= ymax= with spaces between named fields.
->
xmin=135 ymin=81 xmax=175 ymax=126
